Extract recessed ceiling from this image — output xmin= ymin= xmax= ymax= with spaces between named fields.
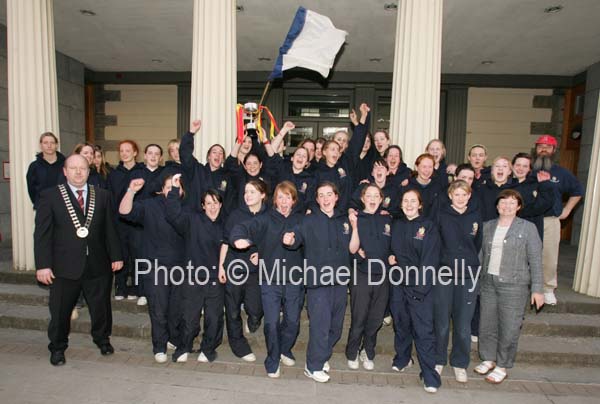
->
xmin=1 ymin=0 xmax=599 ymax=75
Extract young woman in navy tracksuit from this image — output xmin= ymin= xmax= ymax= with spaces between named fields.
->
xmin=265 ymin=146 xmax=316 ymax=214
xmin=433 ymin=180 xmax=482 ymax=383
xmin=349 ymin=158 xmax=401 ymax=218
xmin=283 ymin=181 xmax=353 ymax=383
xmin=398 ymin=153 xmax=445 ymax=219
xmin=230 ymin=181 xmax=305 ymax=378
xmin=118 ymin=175 xmax=185 ymax=363
xmin=345 ymin=184 xmax=391 ymax=371
xmin=107 ymin=140 xmax=144 ymax=300
xmin=219 ymin=180 xmax=268 ymax=362
xmin=389 ymin=188 xmax=442 ymax=393
xmin=26 ymin=132 xmax=66 ymax=209
xmin=179 ymin=120 xmax=234 ymax=216
xmin=313 ymin=141 xmax=353 ymax=212
xmin=166 ymin=179 xmax=225 ymax=364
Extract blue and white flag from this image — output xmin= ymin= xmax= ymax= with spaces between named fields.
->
xmin=268 ymin=7 xmax=347 ymax=80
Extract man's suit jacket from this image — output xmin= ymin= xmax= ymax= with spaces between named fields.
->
xmin=34 ymin=184 xmax=122 ymax=280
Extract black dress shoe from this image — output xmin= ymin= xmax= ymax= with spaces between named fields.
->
xmin=50 ymin=351 xmax=66 ymax=366
xmin=99 ymin=343 xmax=114 ymax=356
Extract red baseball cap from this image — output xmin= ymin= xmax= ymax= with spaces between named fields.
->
xmin=535 ymin=135 xmax=558 ymax=147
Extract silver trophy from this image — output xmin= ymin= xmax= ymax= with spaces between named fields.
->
xmin=243 ymin=102 xmax=258 ymax=130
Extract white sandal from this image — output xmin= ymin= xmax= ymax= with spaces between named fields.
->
xmin=474 ymin=361 xmax=495 ymax=375
xmin=485 ymin=368 xmax=507 ymax=384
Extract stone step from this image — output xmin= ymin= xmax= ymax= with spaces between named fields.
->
xmin=1 ymin=282 xmax=599 ymax=338
xmin=1 ymin=301 xmax=599 ymax=368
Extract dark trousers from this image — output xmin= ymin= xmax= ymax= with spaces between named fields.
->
xmin=390 ymin=285 xmax=441 ymax=388
xmin=479 ymin=275 xmax=529 ymax=368
xmin=224 ymin=272 xmax=263 ymax=357
xmin=262 ymin=284 xmax=304 ymax=373
xmin=143 ymin=271 xmax=183 ymax=354
xmin=177 ymin=281 xmax=224 ymax=362
xmin=345 ymin=272 xmax=389 ymax=361
xmin=433 ymin=279 xmax=478 ymax=368
xmin=306 ymin=285 xmax=347 ymax=372
xmin=471 ymin=295 xmax=481 ymax=337
xmin=48 ymin=274 xmax=112 ymax=353
xmin=114 ymin=223 xmax=141 ymax=297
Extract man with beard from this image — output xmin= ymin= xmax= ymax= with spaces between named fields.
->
xmin=532 ymin=135 xmax=583 ymax=305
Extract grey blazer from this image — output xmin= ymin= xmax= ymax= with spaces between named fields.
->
xmin=480 ymin=217 xmax=543 ymax=293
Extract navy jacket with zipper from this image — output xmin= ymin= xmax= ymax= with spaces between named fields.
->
xmin=264 ymin=155 xmax=316 ymax=214
xmin=165 ymin=187 xmax=224 ymax=281
xmin=287 ymin=209 xmax=352 ymax=288
xmin=223 ymin=203 xmax=268 ymax=274
xmin=26 ymin=152 xmax=66 ymax=209
xmin=354 ymin=211 xmax=392 ymax=275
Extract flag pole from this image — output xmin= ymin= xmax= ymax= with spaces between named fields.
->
xmin=258 ymin=80 xmax=272 ymax=107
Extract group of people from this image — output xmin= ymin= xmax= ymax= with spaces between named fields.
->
xmin=31 ymin=103 xmax=583 ymax=393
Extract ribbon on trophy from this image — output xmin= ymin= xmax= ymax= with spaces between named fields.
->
xmin=235 ymin=103 xmax=280 ymax=144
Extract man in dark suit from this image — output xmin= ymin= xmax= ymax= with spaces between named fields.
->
xmin=35 ymin=154 xmax=123 ymax=366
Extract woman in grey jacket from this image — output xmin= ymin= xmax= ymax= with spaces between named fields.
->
xmin=475 ymin=189 xmax=544 ymax=384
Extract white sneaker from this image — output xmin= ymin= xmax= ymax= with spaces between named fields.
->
xmin=137 ymin=296 xmax=147 ymax=306
xmin=70 ymin=308 xmax=79 ymax=321
xmin=127 ymin=295 xmax=137 ymax=301
xmin=471 ymin=335 xmax=479 ymax=343
xmin=241 ymin=353 xmax=256 ymax=362
xmin=392 ymin=358 xmax=414 ymax=372
xmin=167 ymin=342 xmax=177 ymax=351
xmin=453 ymin=367 xmax=468 ymax=383
xmin=323 ymin=361 xmax=330 ymax=373
xmin=544 ymin=290 xmax=557 ymax=305
xmin=382 ymin=315 xmax=392 ymax=326
xmin=347 ymin=356 xmax=359 ymax=370
xmin=304 ymin=366 xmax=330 ymax=383
xmin=280 ymin=354 xmax=296 ymax=367
xmin=435 ymin=364 xmax=444 ymax=375
xmin=175 ymin=352 xmax=188 ymax=363
xmin=154 ymin=352 xmax=168 ymax=363
xmin=267 ymin=366 xmax=281 ymax=378
xmin=197 ymin=352 xmax=209 ymax=363
xmin=243 ymin=317 xmax=250 ymax=334
xmin=359 ymin=350 xmax=374 ymax=370
xmin=424 ymin=385 xmax=438 ymax=393
xmin=114 ymin=295 xmax=125 ymax=301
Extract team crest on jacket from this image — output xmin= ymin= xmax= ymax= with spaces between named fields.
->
xmin=219 ymin=180 xmax=228 ymax=191
xmin=414 ymin=226 xmax=425 ymax=240
xmin=551 ymin=176 xmax=559 ymax=183
xmin=383 ymin=197 xmax=391 ymax=208
xmin=338 ymin=168 xmax=346 ymax=178
xmin=533 ymin=190 xmax=538 ymax=198
xmin=300 ymin=182 xmax=307 ymax=193
xmin=383 ymin=223 xmax=391 ymax=236
xmin=343 ymin=222 xmax=350 ymax=235
xmin=471 ymin=222 xmax=479 ymax=236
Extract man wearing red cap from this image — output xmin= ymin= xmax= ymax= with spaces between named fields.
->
xmin=532 ymin=135 xmax=583 ymax=305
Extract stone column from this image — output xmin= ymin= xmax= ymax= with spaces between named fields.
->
xmin=7 ymin=0 xmax=60 ymax=271
xmin=190 ymin=0 xmax=237 ymax=162
xmin=389 ymin=0 xmax=443 ymax=167
xmin=573 ymin=96 xmax=600 ymax=297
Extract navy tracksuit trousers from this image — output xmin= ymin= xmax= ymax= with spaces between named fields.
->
xmin=390 ymin=285 xmax=441 ymax=389
xmin=261 ymin=284 xmax=304 ymax=373
xmin=306 ymin=285 xmax=347 ymax=372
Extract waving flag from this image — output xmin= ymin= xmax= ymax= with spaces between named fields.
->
xmin=268 ymin=7 xmax=347 ymax=80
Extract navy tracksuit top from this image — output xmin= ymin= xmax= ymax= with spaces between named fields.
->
xmin=165 ymin=188 xmax=224 ymax=280
xmin=230 ymin=208 xmax=305 ymax=283
xmin=354 ymin=211 xmax=392 ymax=275
xmin=399 ymin=177 xmax=446 ymax=219
xmin=288 ymin=209 xmax=352 ymax=288
xmin=121 ymin=196 xmax=184 ymax=267
xmin=313 ymin=161 xmax=353 ymax=212
xmin=349 ymin=180 xmax=401 ymax=218
xmin=264 ymin=155 xmax=316 ymax=214
xmin=390 ymin=215 xmax=440 ymax=290
xmin=436 ymin=202 xmax=482 ymax=278
xmin=223 ymin=203 xmax=268 ymax=274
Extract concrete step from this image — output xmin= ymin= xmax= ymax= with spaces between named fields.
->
xmin=1 ymin=282 xmax=599 ymax=338
xmin=1 ymin=301 xmax=599 ymax=368
xmin=2 ymin=282 xmax=600 ymax=339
